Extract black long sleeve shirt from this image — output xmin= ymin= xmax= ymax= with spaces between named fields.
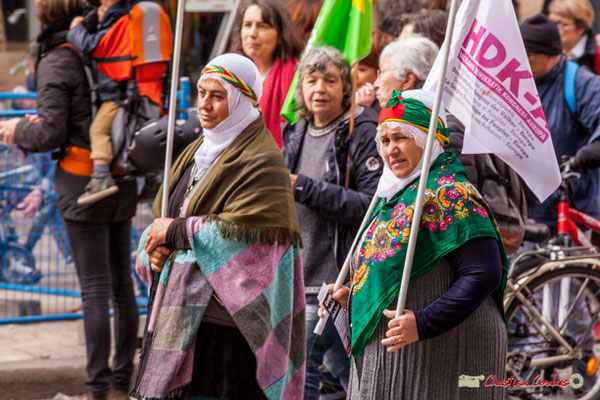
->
xmin=413 ymin=237 xmax=503 ymax=340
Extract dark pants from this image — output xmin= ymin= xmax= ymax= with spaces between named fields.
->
xmin=64 ymin=218 xmax=139 ymax=396
xmin=190 ymin=322 xmax=266 ymax=399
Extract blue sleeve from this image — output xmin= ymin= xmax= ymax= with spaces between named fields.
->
xmin=67 ymin=24 xmax=108 ymax=55
xmin=292 ymin=120 xmax=382 ymax=227
xmin=413 ymin=237 xmax=502 ymax=340
xmin=574 ymin=66 xmax=600 ymax=144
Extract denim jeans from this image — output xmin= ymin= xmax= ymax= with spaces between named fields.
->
xmin=304 ymin=302 xmax=350 ymax=400
xmin=25 ymin=198 xmax=70 ymax=260
xmin=64 ymin=218 xmax=139 ymax=396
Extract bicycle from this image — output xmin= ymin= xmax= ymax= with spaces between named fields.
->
xmin=504 ymin=158 xmax=600 ymax=399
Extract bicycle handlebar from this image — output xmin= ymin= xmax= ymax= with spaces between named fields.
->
xmin=559 ymin=157 xmax=581 ymax=181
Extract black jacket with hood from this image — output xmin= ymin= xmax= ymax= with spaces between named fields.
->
xmin=282 ymin=106 xmax=383 ymax=270
xmin=14 ymin=13 xmax=136 ymax=223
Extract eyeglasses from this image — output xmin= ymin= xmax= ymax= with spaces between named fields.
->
xmin=377 ymin=68 xmax=394 ymax=77
xmin=553 ymin=20 xmax=576 ymax=29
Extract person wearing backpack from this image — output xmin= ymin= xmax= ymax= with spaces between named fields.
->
xmin=67 ymin=0 xmax=129 ymax=204
xmin=520 ymin=13 xmax=600 ymax=394
xmin=521 ymin=13 xmax=600 ymax=233
xmin=0 ymin=0 xmax=139 ymax=399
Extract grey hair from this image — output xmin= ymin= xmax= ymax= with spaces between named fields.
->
xmin=295 ymin=46 xmax=352 ymax=120
xmin=380 ymin=34 xmax=439 ymax=89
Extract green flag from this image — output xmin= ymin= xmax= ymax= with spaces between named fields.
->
xmin=280 ymin=0 xmax=372 ymax=123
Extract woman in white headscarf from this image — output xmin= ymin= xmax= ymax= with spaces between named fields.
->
xmin=131 ymin=53 xmax=306 ymax=400
xmin=324 ymin=90 xmax=508 ymax=399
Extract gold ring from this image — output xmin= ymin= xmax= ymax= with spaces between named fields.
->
xmin=397 ymin=334 xmax=403 ymax=343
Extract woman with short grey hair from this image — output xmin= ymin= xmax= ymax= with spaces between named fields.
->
xmin=282 ymin=46 xmax=382 ymax=399
xmin=294 ymin=46 xmax=353 ymax=120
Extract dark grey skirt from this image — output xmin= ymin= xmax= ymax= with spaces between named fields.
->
xmin=348 ymin=259 xmax=507 ymax=400
xmin=189 ymin=322 xmax=267 ymax=400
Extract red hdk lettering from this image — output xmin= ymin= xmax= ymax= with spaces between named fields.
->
xmin=496 ymin=58 xmax=533 ymax=98
xmin=462 ymin=18 xmax=533 ymax=99
xmin=462 ymin=18 xmax=486 ymax=56
xmin=476 ymin=32 xmax=506 ymax=68
xmin=529 ymin=105 xmax=545 ymax=121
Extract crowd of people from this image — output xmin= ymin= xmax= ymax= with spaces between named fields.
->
xmin=2 ymin=0 xmax=600 ymax=399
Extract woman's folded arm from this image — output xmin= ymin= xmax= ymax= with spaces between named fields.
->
xmin=413 ymin=236 xmax=502 ymax=340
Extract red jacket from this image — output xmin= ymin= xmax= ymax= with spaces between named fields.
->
xmin=260 ymin=58 xmax=297 ymax=148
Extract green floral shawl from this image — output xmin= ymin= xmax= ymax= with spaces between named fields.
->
xmin=350 ymin=152 xmax=508 ymax=357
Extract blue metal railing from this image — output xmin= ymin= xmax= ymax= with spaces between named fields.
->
xmin=0 ymin=109 xmax=37 ymax=117
xmin=0 ymin=149 xmax=152 ymax=324
xmin=0 ymin=92 xmax=38 ymax=118
xmin=0 ymin=91 xmax=157 ymax=324
xmin=0 ymin=92 xmax=37 ymax=99
xmin=0 ymin=308 xmax=148 ymax=324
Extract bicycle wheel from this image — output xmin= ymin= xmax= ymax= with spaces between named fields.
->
xmin=506 ymin=265 xmax=600 ymax=400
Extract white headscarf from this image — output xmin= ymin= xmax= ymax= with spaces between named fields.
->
xmin=193 ymin=53 xmax=262 ymax=180
xmin=375 ymin=90 xmax=447 ymax=200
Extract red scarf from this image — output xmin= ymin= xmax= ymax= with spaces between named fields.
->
xmin=260 ymin=57 xmax=297 ymax=148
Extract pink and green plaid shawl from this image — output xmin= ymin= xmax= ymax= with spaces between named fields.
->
xmin=132 ymin=218 xmax=306 ymax=399
xmin=132 ymin=116 xmax=305 ymax=399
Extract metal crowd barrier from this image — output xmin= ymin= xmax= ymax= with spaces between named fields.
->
xmin=0 ymin=92 xmax=153 ymax=323
xmin=0 ymin=92 xmax=37 ymax=118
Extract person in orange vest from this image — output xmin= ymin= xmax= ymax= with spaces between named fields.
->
xmin=67 ymin=0 xmax=128 ymax=205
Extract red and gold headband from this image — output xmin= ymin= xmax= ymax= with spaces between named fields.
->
xmin=201 ymin=65 xmax=258 ymax=107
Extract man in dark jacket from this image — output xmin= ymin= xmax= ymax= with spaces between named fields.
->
xmin=521 ymin=13 xmax=600 ymax=232
xmin=282 ymin=46 xmax=381 ymax=400
xmin=519 ymin=13 xmax=600 ymax=393
xmin=445 ymin=118 xmax=529 ymax=254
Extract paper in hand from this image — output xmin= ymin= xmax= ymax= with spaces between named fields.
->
xmin=318 ymin=283 xmax=351 ymax=356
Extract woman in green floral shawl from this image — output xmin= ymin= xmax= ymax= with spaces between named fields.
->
xmin=326 ymin=90 xmax=508 ymax=399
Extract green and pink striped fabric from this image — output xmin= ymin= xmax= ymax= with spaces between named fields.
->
xmin=132 ymin=218 xmax=306 ymax=400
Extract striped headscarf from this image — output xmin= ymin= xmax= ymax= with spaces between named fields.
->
xmin=193 ymin=54 xmax=262 ymax=180
xmin=201 ymin=64 xmax=259 ymax=107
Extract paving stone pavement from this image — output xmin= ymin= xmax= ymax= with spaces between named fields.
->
xmin=0 ymin=319 xmax=141 ymax=400
xmin=0 ymin=318 xmax=591 ymax=400
xmin=0 ymin=320 xmax=87 ymax=399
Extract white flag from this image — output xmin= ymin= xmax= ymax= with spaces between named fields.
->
xmin=424 ymin=0 xmax=560 ymax=202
